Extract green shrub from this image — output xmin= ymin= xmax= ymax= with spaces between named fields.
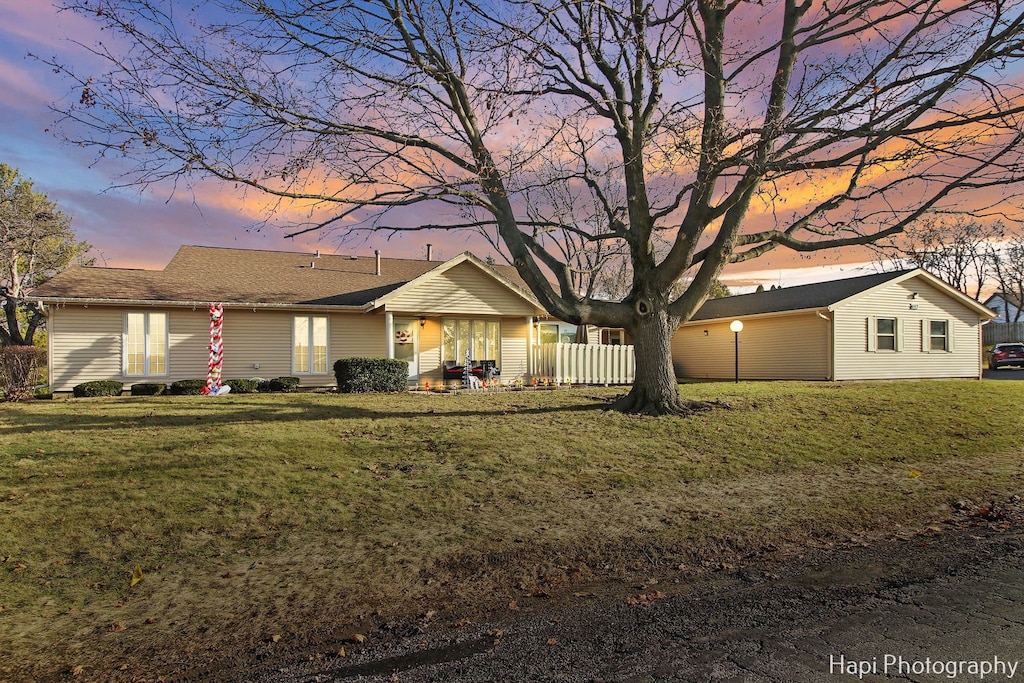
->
xmin=130 ymin=382 xmax=166 ymax=396
xmin=73 ymin=380 xmax=124 ymax=398
xmin=168 ymin=379 xmax=208 ymax=396
xmin=269 ymin=376 xmax=301 ymax=393
xmin=225 ymin=378 xmax=258 ymax=394
xmin=334 ymin=357 xmax=409 ymax=393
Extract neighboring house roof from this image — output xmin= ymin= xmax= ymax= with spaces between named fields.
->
xmin=983 ymin=291 xmax=1022 ymax=309
xmin=31 ymin=245 xmax=538 ymax=310
xmin=691 ymin=268 xmax=996 ymax=322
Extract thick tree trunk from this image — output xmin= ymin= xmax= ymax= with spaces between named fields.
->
xmin=611 ymin=309 xmax=720 ymax=416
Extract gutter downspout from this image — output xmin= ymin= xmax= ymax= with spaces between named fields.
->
xmin=41 ymin=301 xmax=53 ymax=394
xmin=818 ymin=309 xmax=834 ymax=381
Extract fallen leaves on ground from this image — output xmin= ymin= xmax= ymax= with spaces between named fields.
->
xmin=626 ymin=590 xmax=668 ymax=606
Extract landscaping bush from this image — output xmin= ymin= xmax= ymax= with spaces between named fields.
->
xmin=0 ymin=345 xmax=44 ymax=401
xmin=130 ymin=382 xmax=166 ymax=396
xmin=168 ymin=379 xmax=208 ymax=396
xmin=253 ymin=377 xmax=272 ymax=392
xmin=73 ymin=380 xmax=124 ymax=398
xmin=225 ymin=378 xmax=258 ymax=394
xmin=269 ymin=376 xmax=301 ymax=393
xmin=334 ymin=357 xmax=409 ymax=393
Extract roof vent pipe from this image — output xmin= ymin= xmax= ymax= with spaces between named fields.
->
xmin=310 ymin=261 xmax=315 ymax=269
xmin=315 ymin=249 xmax=320 ymax=258
xmin=426 ymin=244 xmax=433 ymax=261
xmin=375 ymin=250 xmax=381 ymax=276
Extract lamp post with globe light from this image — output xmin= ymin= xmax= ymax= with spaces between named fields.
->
xmin=730 ymin=320 xmax=744 ymax=384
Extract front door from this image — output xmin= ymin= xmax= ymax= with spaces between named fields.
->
xmin=393 ymin=319 xmax=419 ymax=381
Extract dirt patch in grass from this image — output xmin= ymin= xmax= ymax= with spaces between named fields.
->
xmin=1 ymin=381 xmax=1022 ymax=682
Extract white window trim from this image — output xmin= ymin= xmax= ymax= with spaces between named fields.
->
xmin=292 ymin=315 xmax=330 ymax=374
xmin=442 ymin=318 xmax=502 ymax=364
xmin=868 ymin=316 xmax=902 ymax=352
xmin=923 ymin=319 xmax=953 ymax=353
xmin=123 ymin=311 xmax=169 ymax=377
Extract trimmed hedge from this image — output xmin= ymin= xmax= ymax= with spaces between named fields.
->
xmin=130 ymin=382 xmax=166 ymax=396
xmin=269 ymin=376 xmax=301 ymax=393
xmin=73 ymin=380 xmax=124 ymax=398
xmin=334 ymin=357 xmax=409 ymax=393
xmin=225 ymin=378 xmax=258 ymax=394
xmin=168 ymin=379 xmax=208 ymax=396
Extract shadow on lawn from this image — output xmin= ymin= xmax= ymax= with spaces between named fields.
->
xmin=0 ymin=394 xmax=613 ymax=435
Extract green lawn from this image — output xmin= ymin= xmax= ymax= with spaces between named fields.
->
xmin=1 ymin=381 xmax=1022 ymax=681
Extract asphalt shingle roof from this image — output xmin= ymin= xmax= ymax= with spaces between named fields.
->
xmin=691 ymin=269 xmax=912 ymax=321
xmin=32 ymin=245 xmax=530 ymax=307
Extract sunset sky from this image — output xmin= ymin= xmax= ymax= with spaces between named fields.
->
xmin=0 ymin=1 xmax=907 ymax=289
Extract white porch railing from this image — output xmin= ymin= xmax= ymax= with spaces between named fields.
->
xmin=531 ymin=343 xmax=636 ymax=385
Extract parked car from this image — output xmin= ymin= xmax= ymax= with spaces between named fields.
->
xmin=989 ymin=343 xmax=1024 ymax=370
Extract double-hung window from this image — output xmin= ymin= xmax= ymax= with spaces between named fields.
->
xmin=867 ymin=317 xmax=903 ymax=352
xmin=928 ymin=320 xmax=950 ymax=352
xmin=294 ymin=315 xmax=328 ymax=374
xmin=876 ymin=318 xmax=897 ymax=351
xmin=125 ymin=311 xmax=168 ymax=376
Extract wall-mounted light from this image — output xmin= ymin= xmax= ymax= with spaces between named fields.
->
xmin=910 ymin=292 xmax=919 ymax=299
xmin=419 ymin=317 xmax=426 ymax=328
xmin=703 ymin=329 xmax=709 ymax=336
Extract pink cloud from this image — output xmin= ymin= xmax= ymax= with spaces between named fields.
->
xmin=0 ymin=57 xmax=54 ymax=111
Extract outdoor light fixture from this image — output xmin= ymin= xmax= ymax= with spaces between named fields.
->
xmin=419 ymin=317 xmax=426 ymax=327
xmin=729 ymin=320 xmax=744 ymax=383
xmin=703 ymin=329 xmax=709 ymax=336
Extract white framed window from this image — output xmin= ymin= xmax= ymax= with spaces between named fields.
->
xmin=442 ymin=319 xmax=500 ymax=363
xmin=293 ymin=315 xmax=329 ymax=374
xmin=867 ymin=317 xmax=903 ymax=352
xmin=538 ymin=323 xmax=560 ymax=345
xmin=926 ymin=319 xmax=952 ymax=352
xmin=124 ymin=311 xmax=168 ymax=376
xmin=876 ymin=317 xmax=896 ymax=351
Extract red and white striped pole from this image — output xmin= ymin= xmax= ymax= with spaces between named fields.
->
xmin=204 ymin=303 xmax=224 ymax=395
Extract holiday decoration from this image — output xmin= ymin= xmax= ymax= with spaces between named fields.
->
xmin=202 ymin=303 xmax=231 ymax=396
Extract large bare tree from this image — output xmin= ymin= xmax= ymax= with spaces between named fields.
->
xmin=50 ymin=0 xmax=1024 ymax=413
xmin=876 ymin=216 xmax=1004 ymax=300
xmin=989 ymin=234 xmax=1024 ymax=322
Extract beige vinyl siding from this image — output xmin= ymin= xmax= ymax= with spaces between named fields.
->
xmin=226 ymin=309 xmax=385 ymax=387
xmin=500 ymin=318 xmax=531 ymax=382
xmin=48 ymin=305 xmax=124 ymax=392
xmin=47 ymin=305 xmax=211 ymax=391
xmin=216 ymin=309 xmax=292 ymax=382
xmin=832 ymin=278 xmax=982 ymax=380
xmin=168 ymin=308 xmax=215 ymax=381
xmin=673 ymin=312 xmax=830 ymax=380
xmin=48 ymin=305 xmax=389 ymax=392
xmin=416 ymin=319 xmax=443 ymax=386
xmin=386 ymin=262 xmax=537 ymax=316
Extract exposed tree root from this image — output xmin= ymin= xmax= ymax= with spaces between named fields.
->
xmin=609 ymin=388 xmax=730 ymax=417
